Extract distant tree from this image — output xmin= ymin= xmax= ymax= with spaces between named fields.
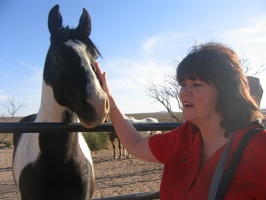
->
xmin=240 ymin=56 xmax=266 ymax=76
xmin=145 ymin=57 xmax=265 ymax=121
xmin=1 ymin=97 xmax=26 ymax=122
xmin=145 ymin=68 xmax=182 ymax=121
xmin=0 ymin=97 xmax=26 ymax=147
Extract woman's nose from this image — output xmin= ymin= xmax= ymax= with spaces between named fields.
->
xmin=179 ymin=86 xmax=192 ymax=98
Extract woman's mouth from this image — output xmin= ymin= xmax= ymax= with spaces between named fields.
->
xmin=183 ymin=102 xmax=194 ymax=108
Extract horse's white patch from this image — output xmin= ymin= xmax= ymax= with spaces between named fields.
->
xmin=65 ymin=39 xmax=86 ymax=52
xmin=13 ymin=133 xmax=40 ymax=187
xmin=78 ymin=133 xmax=95 ymax=184
xmin=65 ymin=40 xmax=92 ymax=69
xmin=37 ymin=82 xmax=65 ymax=122
xmin=78 ymin=132 xmax=93 ymax=165
xmin=128 ymin=116 xmax=160 ymax=136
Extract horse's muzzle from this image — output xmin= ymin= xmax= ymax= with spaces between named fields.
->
xmin=79 ymin=93 xmax=110 ymax=128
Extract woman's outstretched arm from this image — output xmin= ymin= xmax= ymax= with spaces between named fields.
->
xmin=95 ymin=62 xmax=159 ymax=163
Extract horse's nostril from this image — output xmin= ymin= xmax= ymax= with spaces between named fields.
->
xmin=105 ymin=97 xmax=110 ymax=112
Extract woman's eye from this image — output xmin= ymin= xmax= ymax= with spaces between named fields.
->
xmin=179 ymin=83 xmax=186 ymax=87
xmin=193 ymin=83 xmax=202 ymax=87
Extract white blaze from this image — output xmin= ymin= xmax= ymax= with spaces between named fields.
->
xmin=13 ymin=133 xmax=40 ymax=187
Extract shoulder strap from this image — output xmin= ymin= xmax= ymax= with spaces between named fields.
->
xmin=215 ymin=127 xmax=264 ymax=200
xmin=208 ymin=137 xmax=233 ymax=200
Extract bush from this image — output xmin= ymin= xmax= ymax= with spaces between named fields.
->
xmin=82 ymin=132 xmax=109 ymax=151
xmin=3 ymin=139 xmax=13 ymax=148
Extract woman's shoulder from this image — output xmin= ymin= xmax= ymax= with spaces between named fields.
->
xmin=166 ymin=121 xmax=194 ymax=134
xmin=240 ymin=128 xmax=266 ymax=168
xmin=152 ymin=121 xmax=197 ymax=143
xmin=234 ymin=125 xmax=266 ymax=154
xmin=250 ymin=128 xmax=266 ymax=146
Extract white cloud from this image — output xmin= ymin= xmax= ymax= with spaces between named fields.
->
xmin=100 ymin=32 xmax=187 ymax=93
xmin=142 ymin=36 xmax=160 ymax=54
xmin=219 ymin=15 xmax=266 ymax=70
xmin=219 ymin=15 xmax=266 ymax=47
xmin=142 ymin=32 xmax=189 ymax=55
xmin=101 ymin=57 xmax=174 ymax=91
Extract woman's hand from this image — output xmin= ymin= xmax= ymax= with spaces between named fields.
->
xmin=95 ymin=62 xmax=116 ymax=109
xmin=95 ymin=62 xmax=108 ymax=91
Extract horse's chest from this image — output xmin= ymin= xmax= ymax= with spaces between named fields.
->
xmin=18 ymin=157 xmax=90 ymax=200
xmin=13 ymin=132 xmax=93 ymax=199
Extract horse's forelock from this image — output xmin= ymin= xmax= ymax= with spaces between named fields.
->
xmin=50 ymin=26 xmax=70 ymax=44
xmin=50 ymin=26 xmax=101 ymax=57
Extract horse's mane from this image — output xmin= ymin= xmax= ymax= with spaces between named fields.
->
xmin=50 ymin=26 xmax=101 ymax=57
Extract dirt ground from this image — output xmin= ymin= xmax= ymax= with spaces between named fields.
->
xmin=0 ymin=146 xmax=163 ymax=200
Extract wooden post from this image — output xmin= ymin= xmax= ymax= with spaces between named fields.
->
xmin=247 ymin=76 xmax=263 ymax=107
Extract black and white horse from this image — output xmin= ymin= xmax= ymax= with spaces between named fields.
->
xmin=12 ymin=5 xmax=109 ymax=200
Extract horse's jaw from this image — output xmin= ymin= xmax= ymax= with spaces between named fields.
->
xmin=37 ymin=80 xmax=108 ymax=126
xmin=79 ymin=117 xmax=105 ymax=128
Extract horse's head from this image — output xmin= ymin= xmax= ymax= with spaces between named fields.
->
xmin=43 ymin=5 xmax=109 ymax=128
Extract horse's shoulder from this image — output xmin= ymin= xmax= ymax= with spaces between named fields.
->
xmin=19 ymin=114 xmax=37 ymax=122
xmin=13 ymin=114 xmax=37 ymax=149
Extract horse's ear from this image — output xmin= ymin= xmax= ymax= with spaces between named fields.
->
xmin=77 ymin=8 xmax=91 ymax=37
xmin=48 ymin=4 xmax=63 ymax=35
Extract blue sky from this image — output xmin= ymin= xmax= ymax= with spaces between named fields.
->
xmin=0 ymin=0 xmax=266 ymax=116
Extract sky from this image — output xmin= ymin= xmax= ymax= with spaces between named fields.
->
xmin=0 ymin=0 xmax=266 ymax=117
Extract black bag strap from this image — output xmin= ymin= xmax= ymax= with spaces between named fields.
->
xmin=215 ymin=127 xmax=264 ymax=200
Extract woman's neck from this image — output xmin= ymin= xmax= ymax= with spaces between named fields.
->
xmin=197 ymin=118 xmax=232 ymax=165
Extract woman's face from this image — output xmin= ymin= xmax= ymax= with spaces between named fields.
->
xmin=178 ymin=78 xmax=221 ymax=126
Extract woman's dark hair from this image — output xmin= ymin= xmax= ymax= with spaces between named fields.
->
xmin=176 ymin=42 xmax=263 ymax=131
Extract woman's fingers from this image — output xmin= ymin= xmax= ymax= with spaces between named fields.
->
xmin=102 ymin=72 xmax=109 ymax=91
xmin=95 ymin=62 xmax=104 ymax=82
xmin=95 ymin=62 xmax=110 ymax=94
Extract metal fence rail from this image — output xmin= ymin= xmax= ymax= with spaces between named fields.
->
xmin=94 ymin=191 xmax=160 ymax=200
xmin=0 ymin=122 xmax=182 ymax=133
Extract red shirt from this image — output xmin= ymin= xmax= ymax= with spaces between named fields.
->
xmin=149 ymin=122 xmax=266 ymax=200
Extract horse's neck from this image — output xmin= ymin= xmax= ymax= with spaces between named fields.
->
xmin=34 ymin=81 xmax=79 ymax=152
xmin=35 ymin=81 xmax=78 ymax=123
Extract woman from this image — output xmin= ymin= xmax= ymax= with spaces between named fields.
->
xmin=96 ymin=42 xmax=266 ymax=199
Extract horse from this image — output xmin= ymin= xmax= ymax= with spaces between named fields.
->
xmin=108 ymin=116 xmax=161 ymax=159
xmin=108 ymin=131 xmax=128 ymax=159
xmin=128 ymin=116 xmax=161 ymax=136
xmin=12 ymin=5 xmax=109 ymax=200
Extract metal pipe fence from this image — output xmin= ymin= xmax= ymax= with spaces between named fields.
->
xmin=0 ymin=122 xmax=182 ymax=133
xmin=0 ymin=121 xmax=183 ymax=200
xmin=94 ymin=191 xmax=160 ymax=200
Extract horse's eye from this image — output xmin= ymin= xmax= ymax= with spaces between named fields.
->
xmin=95 ymin=54 xmax=99 ymax=60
